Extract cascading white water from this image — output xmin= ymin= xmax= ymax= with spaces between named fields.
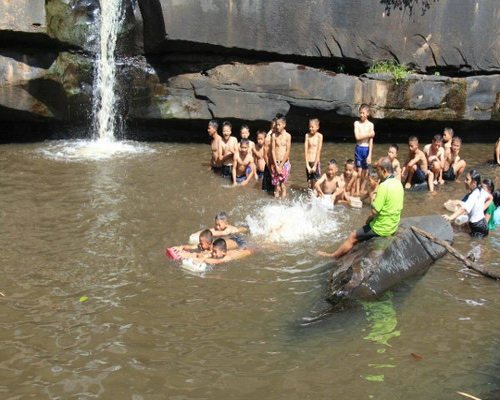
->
xmin=92 ymin=0 xmax=123 ymax=142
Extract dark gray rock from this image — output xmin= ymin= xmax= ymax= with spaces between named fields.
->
xmin=139 ymin=0 xmax=500 ymax=74
xmin=327 ymin=215 xmax=454 ymax=304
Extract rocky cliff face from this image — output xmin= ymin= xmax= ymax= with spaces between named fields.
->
xmin=0 ymin=0 xmax=498 ymax=141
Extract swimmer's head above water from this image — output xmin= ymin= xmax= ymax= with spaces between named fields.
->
xmin=198 ymin=229 xmax=214 ymax=251
xmin=211 ymin=238 xmax=227 ymax=259
xmin=214 ymin=212 xmax=229 ymax=231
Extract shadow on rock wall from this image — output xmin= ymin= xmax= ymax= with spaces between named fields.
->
xmin=380 ymin=0 xmax=440 ymax=16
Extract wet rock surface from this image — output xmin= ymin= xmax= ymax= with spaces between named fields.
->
xmin=326 ymin=215 xmax=454 ymax=304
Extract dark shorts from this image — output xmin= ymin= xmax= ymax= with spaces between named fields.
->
xmin=236 ymin=175 xmax=246 ymax=183
xmin=257 ymin=171 xmax=264 ymax=180
xmin=355 ymin=145 xmax=370 ymax=170
xmin=411 ymin=167 xmax=427 ymax=184
xmin=355 ymin=224 xmax=380 ymax=242
xmin=211 ymin=166 xmax=222 ymax=174
xmin=229 ymin=235 xmax=247 ymax=247
xmin=221 ymin=165 xmax=232 ymax=178
xmin=262 ymin=165 xmax=273 ymax=193
xmin=469 ymin=218 xmax=489 ymax=238
xmin=442 ymin=168 xmax=456 ymax=181
xmin=306 ymin=162 xmax=321 ymax=181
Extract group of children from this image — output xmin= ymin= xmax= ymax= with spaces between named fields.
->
xmin=207 ymin=105 xmax=489 ymax=208
xmin=166 ymin=212 xmax=252 ymax=265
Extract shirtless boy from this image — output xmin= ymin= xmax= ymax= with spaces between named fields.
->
xmin=354 ymin=104 xmax=375 ymax=194
xmin=423 ymin=134 xmax=445 ymax=185
xmin=232 ymin=139 xmax=255 ymax=186
xmin=402 ymin=136 xmax=434 ymax=192
xmin=271 ymin=116 xmax=292 ymax=199
xmin=387 ymin=144 xmax=402 ymax=181
xmin=314 ymin=159 xmax=344 ymax=204
xmin=239 ymin=125 xmax=255 ymax=151
xmin=339 ymin=159 xmax=358 ymax=202
xmin=170 ymin=229 xmax=239 ymax=258
xmin=208 ymin=120 xmax=223 ymax=173
xmin=443 ymin=136 xmax=467 ymax=182
xmin=195 ymin=238 xmax=252 ymax=265
xmin=191 ymin=212 xmax=247 ymax=241
xmin=220 ymin=121 xmax=238 ymax=178
xmin=253 ymin=130 xmax=267 ymax=180
xmin=261 ymin=118 xmax=277 ymax=193
xmin=442 ymin=127 xmax=454 ymax=160
xmin=304 ymin=118 xmax=323 ymax=189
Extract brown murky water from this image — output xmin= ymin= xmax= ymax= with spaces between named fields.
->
xmin=0 ymin=139 xmax=499 ymax=400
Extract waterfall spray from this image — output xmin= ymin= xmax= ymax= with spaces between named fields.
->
xmin=92 ymin=0 xmax=123 ymax=141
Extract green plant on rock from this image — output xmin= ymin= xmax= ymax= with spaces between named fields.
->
xmin=368 ymin=60 xmax=415 ymax=85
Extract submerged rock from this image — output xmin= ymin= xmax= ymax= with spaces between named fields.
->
xmin=327 ymin=215 xmax=453 ymax=304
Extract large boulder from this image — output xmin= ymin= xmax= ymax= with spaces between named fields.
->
xmin=327 ymin=215 xmax=454 ymax=304
xmin=139 ymin=0 xmax=500 ymax=74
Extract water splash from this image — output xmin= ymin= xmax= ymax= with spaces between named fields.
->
xmin=92 ymin=0 xmax=124 ymax=142
xmin=245 ymin=196 xmax=342 ymax=243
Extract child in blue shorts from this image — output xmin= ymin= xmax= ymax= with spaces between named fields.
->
xmin=354 ymin=104 xmax=375 ymax=193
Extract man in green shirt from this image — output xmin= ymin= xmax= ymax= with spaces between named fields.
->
xmin=318 ymin=157 xmax=404 ymax=258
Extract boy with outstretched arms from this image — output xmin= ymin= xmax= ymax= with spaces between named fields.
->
xmin=387 ymin=144 xmax=402 ymax=181
xmin=304 ymin=118 xmax=323 ymax=189
xmin=402 ymin=136 xmax=434 ymax=192
xmin=232 ymin=139 xmax=255 ymax=186
xmin=208 ymin=120 xmax=223 ymax=173
xmin=193 ymin=238 xmax=252 ymax=265
xmin=190 ymin=212 xmax=247 ymax=241
xmin=253 ymin=130 xmax=267 ymax=180
xmin=443 ymin=136 xmax=467 ymax=182
xmin=354 ymin=104 xmax=375 ymax=194
xmin=314 ymin=159 xmax=345 ymax=204
xmin=339 ymin=159 xmax=358 ymax=202
xmin=423 ymin=134 xmax=445 ymax=185
xmin=219 ymin=121 xmax=239 ymax=178
xmin=271 ymin=116 xmax=292 ymax=199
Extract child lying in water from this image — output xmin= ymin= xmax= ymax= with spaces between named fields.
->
xmin=189 ymin=212 xmax=248 ymax=243
xmin=168 ymin=238 xmax=252 ymax=265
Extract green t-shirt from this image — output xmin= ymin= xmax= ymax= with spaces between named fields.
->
xmin=369 ymin=176 xmax=404 ymax=236
xmin=485 ymin=202 xmax=496 ymax=231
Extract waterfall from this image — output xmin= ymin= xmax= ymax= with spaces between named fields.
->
xmin=92 ymin=0 xmax=123 ymax=141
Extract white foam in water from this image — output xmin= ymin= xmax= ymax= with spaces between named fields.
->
xmin=245 ymin=196 xmax=340 ymax=243
xmin=36 ymin=140 xmax=155 ymax=161
xmin=181 ymin=258 xmax=210 ymax=273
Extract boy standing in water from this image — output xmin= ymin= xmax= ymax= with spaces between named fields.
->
xmin=261 ymin=118 xmax=277 ymax=193
xmin=232 ymin=139 xmax=255 ymax=186
xmin=271 ymin=116 xmax=292 ymax=199
xmin=208 ymin=120 xmax=223 ymax=173
xmin=387 ymin=144 xmax=401 ymax=181
xmin=304 ymin=118 xmax=323 ymax=190
xmin=423 ymin=134 xmax=445 ymax=185
xmin=239 ymin=125 xmax=255 ymax=151
xmin=253 ymin=130 xmax=267 ymax=180
xmin=442 ymin=127 xmax=454 ymax=160
xmin=220 ymin=121 xmax=238 ymax=178
xmin=339 ymin=159 xmax=358 ymax=202
xmin=443 ymin=136 xmax=467 ymax=182
xmin=402 ymin=136 xmax=434 ymax=191
xmin=354 ymin=104 xmax=375 ymax=194
xmin=314 ymin=159 xmax=344 ymax=204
